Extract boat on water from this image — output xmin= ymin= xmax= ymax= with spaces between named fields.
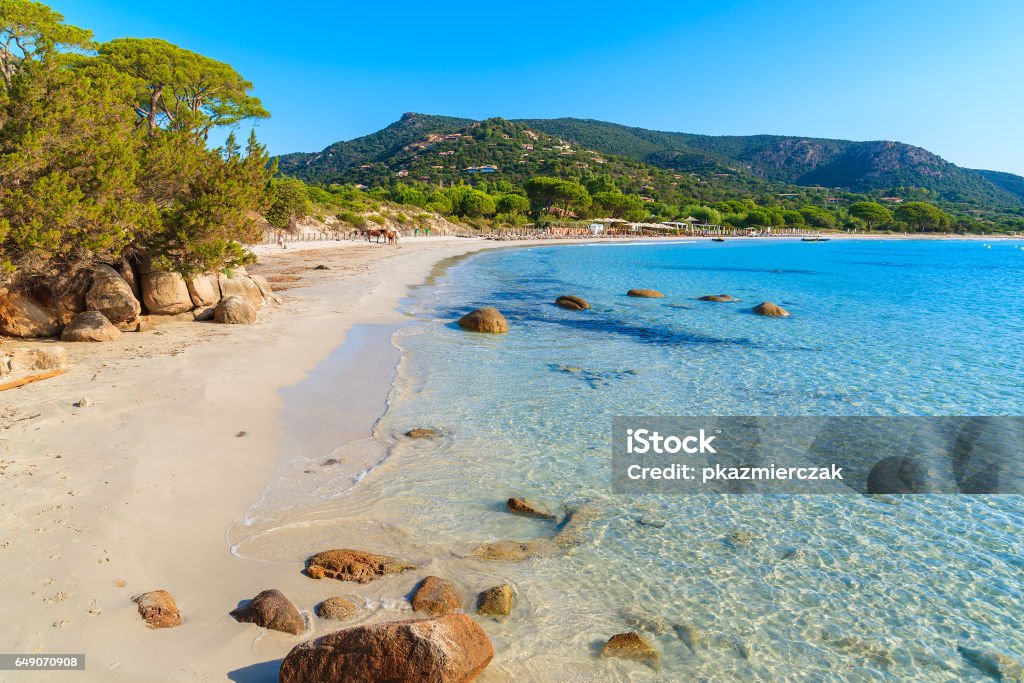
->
xmin=712 ymin=237 xmax=725 ymax=242
xmin=802 ymin=235 xmax=831 ymax=242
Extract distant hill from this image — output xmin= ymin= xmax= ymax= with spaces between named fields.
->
xmin=278 ymin=113 xmax=1024 ymax=211
xmin=517 ymin=118 xmax=1023 ymax=208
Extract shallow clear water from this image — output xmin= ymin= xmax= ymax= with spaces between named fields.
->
xmin=235 ymin=239 xmax=1024 ymax=681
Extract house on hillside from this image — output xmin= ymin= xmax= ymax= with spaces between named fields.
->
xmin=396 ymin=170 xmax=409 ymax=177
xmin=825 ymin=197 xmax=844 ymax=204
xmin=880 ymin=196 xmax=905 ymax=203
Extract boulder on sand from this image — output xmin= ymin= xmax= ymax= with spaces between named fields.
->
xmin=213 ymin=296 xmax=257 ymax=325
xmin=411 ymin=576 xmax=462 ymax=616
xmin=218 ymin=272 xmax=264 ymax=309
xmin=477 ymin=584 xmax=513 ymax=617
xmin=132 ymin=590 xmax=181 ymax=629
xmin=140 ymin=271 xmax=193 ymax=315
xmin=627 ymin=289 xmax=664 ymax=298
xmin=555 ymin=295 xmax=590 ymax=310
xmin=279 ymin=614 xmax=494 ymax=683
xmin=61 ymin=311 xmax=122 ymax=342
xmin=316 ymin=597 xmax=358 ymax=621
xmin=4 ymin=346 xmax=68 ymax=375
xmin=186 ymin=274 xmax=221 ymax=308
xmin=698 ymin=294 xmax=738 ymax=302
xmin=601 ymin=631 xmax=660 ymax=668
xmin=305 ymin=549 xmax=416 ymax=583
xmin=230 ymin=589 xmax=304 ymax=635
xmin=86 ymin=265 xmax=141 ymax=323
xmin=752 ymin=301 xmax=790 ymax=317
xmin=507 ymin=497 xmax=556 ymax=520
xmin=457 ymin=307 xmax=508 ymax=333
xmin=0 ymin=289 xmax=62 ymax=338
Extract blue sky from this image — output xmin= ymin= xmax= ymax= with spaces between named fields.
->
xmin=55 ymin=0 xmax=1024 ymax=174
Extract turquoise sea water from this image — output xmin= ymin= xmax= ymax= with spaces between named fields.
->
xmin=377 ymin=239 xmax=1024 ymax=681
xmin=232 ymin=239 xmax=1024 ymax=681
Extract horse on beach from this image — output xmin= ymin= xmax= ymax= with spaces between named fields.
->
xmin=364 ymin=228 xmax=385 ymax=243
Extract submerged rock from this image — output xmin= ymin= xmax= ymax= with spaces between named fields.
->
xmin=601 ymin=631 xmax=660 ymax=668
xmin=752 ymin=301 xmax=790 ymax=317
xmin=405 ymin=428 xmax=439 ymax=439
xmin=725 ymin=530 xmax=757 ymax=547
xmin=132 ymin=590 xmax=181 ymax=629
xmin=472 ymin=540 xmax=540 ymax=562
xmin=305 ymin=549 xmax=416 ymax=583
xmin=230 ymin=588 xmax=304 ymax=635
xmin=477 ymin=584 xmax=513 ymax=617
xmin=316 ymin=596 xmax=358 ymax=621
xmin=61 ymin=311 xmax=121 ymax=342
xmin=473 ymin=506 xmax=599 ymax=561
xmin=627 ymin=289 xmax=664 ymax=298
xmin=673 ymin=622 xmax=703 ymax=653
xmin=278 ymin=614 xmax=494 ymax=683
xmin=411 ymin=576 xmax=462 ymax=616
xmin=555 ymin=295 xmax=590 ymax=310
xmin=457 ymin=307 xmax=509 ymax=333
xmin=958 ymin=645 xmax=1023 ymax=682
xmin=507 ymin=497 xmax=556 ymax=520
xmin=698 ymin=294 xmax=738 ymax=302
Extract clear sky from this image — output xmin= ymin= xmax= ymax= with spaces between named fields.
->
xmin=53 ymin=0 xmax=1024 ymax=174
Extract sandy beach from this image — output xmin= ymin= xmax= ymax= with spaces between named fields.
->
xmin=0 ymin=236 xmax=558 ymax=681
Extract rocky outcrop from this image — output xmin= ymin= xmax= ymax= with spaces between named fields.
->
xmin=61 ymin=311 xmax=122 ymax=342
xmin=218 ymin=272 xmax=263 ymax=309
xmin=305 ymin=549 xmax=416 ymax=583
xmin=457 ymin=307 xmax=508 ymax=333
xmin=186 ymin=274 xmax=221 ymax=308
xmin=249 ymin=274 xmax=278 ymax=305
xmin=752 ymin=301 xmax=790 ymax=317
xmin=86 ymin=265 xmax=141 ymax=324
xmin=316 ymin=597 xmax=358 ymax=621
xmin=555 ymin=295 xmax=590 ymax=310
xmin=476 ymin=584 xmax=513 ymax=617
xmin=627 ymin=289 xmax=664 ymax=298
xmin=406 ymin=428 xmax=439 ymax=439
xmin=213 ymin=296 xmax=257 ymax=325
xmin=132 ymin=590 xmax=181 ymax=629
xmin=698 ymin=294 xmax=738 ymax=302
xmin=601 ymin=632 xmax=660 ymax=667
xmin=411 ymin=576 xmax=462 ymax=616
xmin=278 ymin=614 xmax=494 ymax=683
xmin=507 ymin=497 xmax=556 ymax=520
xmin=230 ymin=589 xmax=304 ymax=635
xmin=140 ymin=271 xmax=193 ymax=315
xmin=0 ymin=289 xmax=62 ymax=338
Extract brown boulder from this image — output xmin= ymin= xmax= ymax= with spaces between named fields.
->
xmin=214 ymin=296 xmax=257 ymax=325
xmin=316 ymin=597 xmax=358 ymax=621
xmin=305 ymin=549 xmax=416 ymax=583
xmin=476 ymin=584 xmax=513 ymax=617
xmin=249 ymin=274 xmax=278 ymax=305
xmin=86 ymin=265 xmax=142 ymax=324
xmin=0 ymin=289 xmax=61 ymax=338
xmin=457 ymin=307 xmax=508 ymax=333
xmin=752 ymin=301 xmax=790 ymax=317
xmin=627 ymin=289 xmax=664 ymax=298
xmin=411 ymin=576 xmax=462 ymax=616
xmin=278 ymin=614 xmax=493 ymax=683
xmin=471 ymin=541 xmax=540 ymax=562
xmin=698 ymin=294 xmax=738 ymax=302
xmin=61 ymin=311 xmax=122 ymax=342
xmin=218 ymin=272 xmax=263 ymax=309
xmin=116 ymin=260 xmax=141 ymax=299
xmin=132 ymin=590 xmax=181 ymax=629
xmin=186 ymin=274 xmax=221 ymax=308
xmin=4 ymin=346 xmax=68 ymax=375
xmin=230 ymin=589 xmax=304 ymax=635
xmin=601 ymin=631 xmax=660 ymax=667
xmin=507 ymin=497 xmax=556 ymax=520
xmin=406 ymin=428 xmax=439 ymax=439
xmin=140 ymin=271 xmax=193 ymax=315
xmin=555 ymin=295 xmax=590 ymax=310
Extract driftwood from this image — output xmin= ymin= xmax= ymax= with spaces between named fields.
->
xmin=0 ymin=369 xmax=66 ymax=392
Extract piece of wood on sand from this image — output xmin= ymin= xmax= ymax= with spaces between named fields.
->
xmin=0 ymin=369 xmax=66 ymax=392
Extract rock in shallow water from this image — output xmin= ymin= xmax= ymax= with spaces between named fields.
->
xmin=698 ymin=294 xmax=738 ymax=302
xmin=601 ymin=631 xmax=660 ymax=668
xmin=627 ymin=288 xmax=664 ymax=298
xmin=752 ymin=301 xmax=790 ymax=317
xmin=278 ymin=614 xmax=494 ymax=683
xmin=316 ymin=596 xmax=358 ymax=621
xmin=457 ymin=307 xmax=509 ymax=333
xmin=506 ymin=497 xmax=556 ymax=520
xmin=230 ymin=588 xmax=304 ymax=635
xmin=555 ymin=295 xmax=590 ymax=310
xmin=405 ymin=428 xmax=439 ymax=439
xmin=476 ymin=584 xmax=513 ymax=617
xmin=305 ymin=549 xmax=416 ymax=583
xmin=132 ymin=590 xmax=181 ymax=629
xmin=958 ymin=645 xmax=1024 ymax=682
xmin=411 ymin=576 xmax=462 ymax=616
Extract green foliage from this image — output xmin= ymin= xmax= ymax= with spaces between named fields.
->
xmin=894 ymin=201 xmax=950 ymax=231
xmin=495 ymin=193 xmax=530 ymax=215
xmin=265 ymin=177 xmax=312 ymax=229
xmin=336 ymin=210 xmax=367 ymax=229
xmin=0 ymin=0 xmax=93 ymax=91
xmin=799 ymin=205 xmax=836 ymax=228
xmin=848 ymin=201 xmax=892 ymax=231
xmin=592 ymin=191 xmax=645 ymax=221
